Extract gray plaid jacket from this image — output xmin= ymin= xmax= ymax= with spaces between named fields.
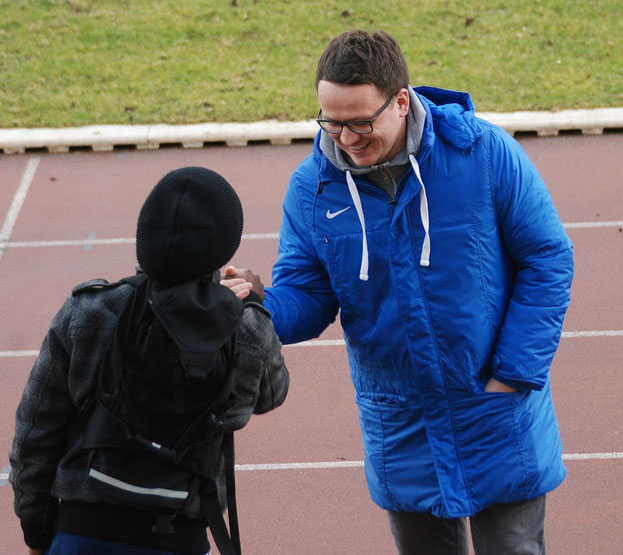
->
xmin=9 ymin=276 xmax=289 ymax=548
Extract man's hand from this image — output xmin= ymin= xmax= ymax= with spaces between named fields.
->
xmin=485 ymin=377 xmax=518 ymax=393
xmin=222 ymin=266 xmax=266 ymax=300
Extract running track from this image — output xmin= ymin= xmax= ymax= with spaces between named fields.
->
xmin=1 ymin=133 xmax=622 ymax=553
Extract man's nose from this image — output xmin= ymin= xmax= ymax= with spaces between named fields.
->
xmin=340 ymin=126 xmax=360 ymax=145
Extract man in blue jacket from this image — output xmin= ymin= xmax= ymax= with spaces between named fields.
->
xmin=226 ymin=29 xmax=573 ymax=554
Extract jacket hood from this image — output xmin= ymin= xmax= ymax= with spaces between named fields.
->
xmin=414 ymin=86 xmax=483 ymax=151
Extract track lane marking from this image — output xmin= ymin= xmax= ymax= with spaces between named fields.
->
xmin=0 ymin=157 xmax=40 ymax=262
xmin=2 ymin=453 xmax=622 ymax=483
xmin=2 ymin=330 xmax=622 ymax=358
xmin=0 ymin=220 xmax=621 ymax=250
xmin=0 ymin=233 xmax=279 ymax=249
xmin=236 ymin=452 xmax=623 ymax=471
xmin=282 ymin=331 xmax=623 ymax=348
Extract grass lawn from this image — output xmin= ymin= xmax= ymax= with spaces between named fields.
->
xmin=1 ymin=0 xmax=622 ymax=128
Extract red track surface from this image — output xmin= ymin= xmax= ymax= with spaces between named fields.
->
xmin=1 ymin=133 xmax=622 ymax=554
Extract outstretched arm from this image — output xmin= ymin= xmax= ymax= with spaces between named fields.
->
xmin=224 ymin=299 xmax=289 ymax=431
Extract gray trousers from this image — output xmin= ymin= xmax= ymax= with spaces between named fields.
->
xmin=387 ymin=495 xmax=546 ymax=555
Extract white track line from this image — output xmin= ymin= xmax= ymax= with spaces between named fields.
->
xmin=1 ymin=452 xmax=621 ymax=482
xmin=562 ymin=452 xmax=623 ymax=461
xmin=0 ymin=232 xmax=279 ymax=249
xmin=0 ymin=238 xmax=136 ymax=248
xmin=236 ymin=461 xmax=365 ymax=471
xmin=285 ymin=339 xmax=346 ymax=348
xmin=0 ymin=220 xmax=619 ymax=250
xmin=0 ymin=351 xmax=40 ymax=358
xmin=284 ymin=331 xmax=623 ymax=348
xmin=564 ymin=220 xmax=623 ymax=229
xmin=0 ymin=157 xmax=40 ymax=262
xmin=2 ymin=330 xmax=621 ymax=359
xmin=562 ymin=330 xmax=623 ymax=338
xmin=236 ymin=452 xmax=623 ymax=471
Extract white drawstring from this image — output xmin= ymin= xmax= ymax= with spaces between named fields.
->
xmin=346 ymin=171 xmax=369 ymax=281
xmin=409 ymin=154 xmax=431 ymax=267
xmin=345 ymin=159 xmax=430 ymax=281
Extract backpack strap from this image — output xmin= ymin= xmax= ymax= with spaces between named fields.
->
xmin=199 ymin=432 xmax=240 ymax=555
xmin=72 ymin=278 xmax=114 ymax=296
xmin=118 ymin=272 xmax=149 ymax=287
xmin=218 ymin=349 xmax=241 ymax=553
xmin=72 ymin=273 xmax=148 ymax=297
xmin=223 ymin=432 xmax=241 ymax=554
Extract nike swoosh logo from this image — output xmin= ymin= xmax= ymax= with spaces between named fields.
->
xmin=326 ymin=206 xmax=351 ymax=219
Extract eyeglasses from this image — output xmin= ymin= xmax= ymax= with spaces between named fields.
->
xmin=316 ymin=95 xmax=395 ymax=135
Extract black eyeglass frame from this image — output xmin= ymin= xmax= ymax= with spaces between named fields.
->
xmin=316 ymin=95 xmax=395 ymax=135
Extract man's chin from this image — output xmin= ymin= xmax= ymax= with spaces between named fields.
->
xmin=348 ymin=147 xmax=378 ymax=167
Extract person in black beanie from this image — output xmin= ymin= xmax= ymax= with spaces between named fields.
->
xmin=10 ymin=167 xmax=289 ymax=555
xmin=136 ymin=166 xmax=245 ymax=286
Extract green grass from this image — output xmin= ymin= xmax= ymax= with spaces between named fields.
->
xmin=1 ymin=0 xmax=622 ymax=128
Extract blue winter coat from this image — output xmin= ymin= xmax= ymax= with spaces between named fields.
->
xmin=264 ymin=86 xmax=574 ymax=517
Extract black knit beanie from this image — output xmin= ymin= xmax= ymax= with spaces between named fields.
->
xmin=136 ymin=166 xmax=243 ymax=286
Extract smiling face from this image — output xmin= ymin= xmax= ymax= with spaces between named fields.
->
xmin=317 ymin=80 xmax=410 ymax=167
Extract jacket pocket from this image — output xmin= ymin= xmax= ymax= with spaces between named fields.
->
xmin=356 ymin=393 xmax=440 ymax=512
xmin=451 ymin=391 xmax=532 ymax=509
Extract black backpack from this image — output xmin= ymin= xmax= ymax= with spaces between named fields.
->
xmin=81 ymin=273 xmax=244 ymax=555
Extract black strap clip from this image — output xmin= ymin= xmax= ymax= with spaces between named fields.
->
xmin=152 ymin=512 xmax=176 ymax=534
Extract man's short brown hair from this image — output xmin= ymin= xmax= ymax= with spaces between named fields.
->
xmin=315 ymin=30 xmax=410 ymax=96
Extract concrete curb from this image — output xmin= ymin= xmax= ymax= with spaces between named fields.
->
xmin=1 ymin=107 xmax=622 ymax=155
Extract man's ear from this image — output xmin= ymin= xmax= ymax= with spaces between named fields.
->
xmin=395 ymin=88 xmax=410 ymax=116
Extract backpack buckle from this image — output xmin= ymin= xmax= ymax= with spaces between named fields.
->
xmin=152 ymin=511 xmax=176 ymax=534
